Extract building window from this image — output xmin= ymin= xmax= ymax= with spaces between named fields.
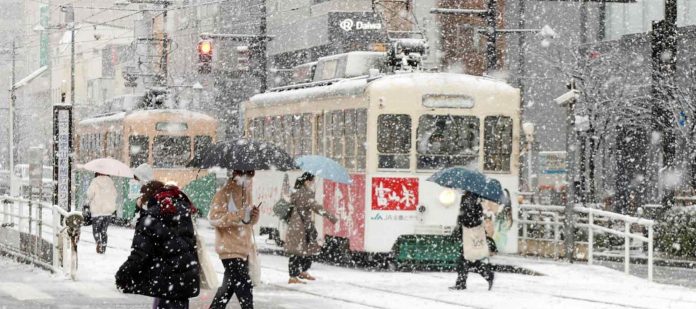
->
xmin=377 ymin=114 xmax=411 ymax=169
xmin=483 ymin=116 xmax=513 ymax=172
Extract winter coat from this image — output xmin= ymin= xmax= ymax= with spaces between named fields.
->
xmin=285 ymin=186 xmax=336 ymax=257
xmin=86 ymin=175 xmax=118 ymax=216
xmin=115 ymin=186 xmax=200 ymax=299
xmin=451 ymin=194 xmax=484 ymax=240
xmin=208 ymin=179 xmax=259 ymax=260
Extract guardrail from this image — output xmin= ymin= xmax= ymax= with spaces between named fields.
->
xmin=519 ymin=204 xmax=655 ymax=281
xmin=0 ymin=195 xmax=82 ymax=280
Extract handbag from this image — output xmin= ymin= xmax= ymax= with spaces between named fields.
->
xmin=248 ymin=233 xmax=261 ymax=286
xmin=462 ymin=224 xmax=490 ymax=261
xmin=272 ymin=198 xmax=293 ymax=222
xmin=195 ymin=233 xmax=219 ymax=290
xmin=82 ymin=205 xmax=92 ymax=226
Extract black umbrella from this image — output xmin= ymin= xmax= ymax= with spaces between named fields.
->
xmin=190 ymin=138 xmax=296 ymax=171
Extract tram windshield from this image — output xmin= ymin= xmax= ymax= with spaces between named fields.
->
xmin=153 ymin=136 xmax=191 ymax=168
xmin=416 ymin=114 xmax=479 ymax=169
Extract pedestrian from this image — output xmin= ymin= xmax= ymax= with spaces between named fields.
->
xmin=115 ymin=180 xmax=200 ymax=309
xmin=85 ymin=172 xmax=117 ymax=254
xmin=133 ymin=163 xmax=155 ymax=212
xmin=285 ymin=172 xmax=338 ymax=284
xmin=450 ymin=191 xmax=494 ymax=290
xmin=208 ymin=170 xmax=259 ymax=309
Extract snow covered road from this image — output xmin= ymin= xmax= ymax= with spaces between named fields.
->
xmin=0 ymin=221 xmax=694 ymax=309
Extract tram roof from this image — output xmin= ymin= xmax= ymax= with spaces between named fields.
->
xmin=78 ymin=109 xmax=216 ymax=126
xmin=248 ymin=73 xmax=517 ymax=108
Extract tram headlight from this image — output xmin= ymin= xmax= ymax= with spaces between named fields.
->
xmin=439 ymin=189 xmax=457 ymax=206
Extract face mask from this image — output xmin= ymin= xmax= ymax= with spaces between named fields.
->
xmin=235 ymin=175 xmax=251 ymax=187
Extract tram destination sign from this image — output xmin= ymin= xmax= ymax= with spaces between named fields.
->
xmin=53 ymin=104 xmax=73 ymax=211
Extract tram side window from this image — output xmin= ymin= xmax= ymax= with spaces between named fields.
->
xmin=194 ymin=135 xmax=213 ymax=163
xmin=483 ymin=116 xmax=513 ymax=172
xmin=252 ymin=118 xmax=264 ymax=140
xmin=315 ymin=114 xmax=325 ymax=156
xmin=416 ymin=115 xmax=479 ymax=170
xmin=129 ymin=135 xmax=149 ymax=167
xmin=356 ymin=109 xmax=367 ymax=170
xmin=292 ymin=115 xmax=303 ymax=157
xmin=344 ymin=109 xmax=357 ymax=170
xmin=377 ymin=114 xmax=411 ymax=169
xmin=301 ymin=113 xmax=313 ymax=155
xmin=329 ymin=111 xmax=345 ymax=164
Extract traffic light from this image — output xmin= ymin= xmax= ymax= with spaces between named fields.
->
xmin=197 ymin=39 xmax=213 ymax=74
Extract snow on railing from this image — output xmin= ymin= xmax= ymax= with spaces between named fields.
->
xmin=0 ymin=195 xmax=82 ymax=280
xmin=518 ymin=204 xmax=655 ymax=281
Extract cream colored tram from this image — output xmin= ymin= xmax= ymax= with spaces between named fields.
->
xmin=244 ymin=69 xmax=520 ymax=267
xmin=75 ymin=109 xmax=219 ymax=220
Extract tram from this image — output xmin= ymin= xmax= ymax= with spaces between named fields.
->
xmin=75 ymin=109 xmax=219 ymax=221
xmin=243 ymin=50 xmax=521 ymax=267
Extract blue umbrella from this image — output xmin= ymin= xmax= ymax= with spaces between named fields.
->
xmin=426 ymin=167 xmax=505 ymax=204
xmin=295 ymin=155 xmax=351 ymax=184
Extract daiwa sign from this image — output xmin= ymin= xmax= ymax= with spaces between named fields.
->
xmin=339 ymin=18 xmax=382 ymax=32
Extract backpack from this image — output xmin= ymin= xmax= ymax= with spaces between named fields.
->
xmin=273 ymin=198 xmax=293 ymax=222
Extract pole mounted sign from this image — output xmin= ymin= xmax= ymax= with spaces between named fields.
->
xmin=53 ymin=104 xmax=73 ymax=212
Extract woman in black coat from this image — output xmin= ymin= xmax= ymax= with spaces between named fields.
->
xmin=450 ymin=192 xmax=494 ymax=290
xmin=116 ymin=181 xmax=200 ymax=309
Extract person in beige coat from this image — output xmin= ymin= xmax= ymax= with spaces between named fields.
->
xmin=86 ymin=173 xmax=117 ymax=254
xmin=285 ymin=172 xmax=338 ymax=284
xmin=208 ymin=170 xmax=259 ymax=309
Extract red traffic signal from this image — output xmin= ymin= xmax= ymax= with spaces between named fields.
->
xmin=198 ymin=39 xmax=213 ymax=56
xmin=197 ymin=39 xmax=213 ymax=74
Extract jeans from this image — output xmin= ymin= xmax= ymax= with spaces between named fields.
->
xmin=92 ymin=216 xmax=111 ymax=246
xmin=209 ymin=258 xmax=253 ymax=309
xmin=289 ymin=255 xmax=312 ymax=277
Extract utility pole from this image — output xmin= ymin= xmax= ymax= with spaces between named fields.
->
xmin=259 ymin=0 xmax=268 ymax=93
xmin=9 ymin=40 xmax=16 ymax=193
xmin=652 ymin=0 xmax=678 ymax=208
xmin=161 ymin=0 xmax=169 ymax=86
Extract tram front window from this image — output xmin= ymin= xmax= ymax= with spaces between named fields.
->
xmin=153 ymin=136 xmax=191 ymax=168
xmin=416 ymin=115 xmax=479 ymax=170
xmin=377 ymin=114 xmax=411 ymax=169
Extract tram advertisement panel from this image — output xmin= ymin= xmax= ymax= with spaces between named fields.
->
xmin=323 ymin=174 xmax=366 ymax=251
xmin=370 ymin=177 xmax=419 ymax=211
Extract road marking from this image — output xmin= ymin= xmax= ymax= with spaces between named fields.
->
xmin=0 ymin=283 xmax=53 ymax=301
xmin=68 ymin=282 xmax=126 ymax=299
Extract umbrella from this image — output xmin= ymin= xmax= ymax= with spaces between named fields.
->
xmin=190 ymin=138 xmax=295 ymax=171
xmin=80 ymin=158 xmax=134 ymax=178
xmin=426 ymin=167 xmax=505 ymax=204
xmin=296 ymin=155 xmax=351 ymax=184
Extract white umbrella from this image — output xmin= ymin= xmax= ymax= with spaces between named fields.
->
xmin=80 ymin=158 xmax=134 ymax=178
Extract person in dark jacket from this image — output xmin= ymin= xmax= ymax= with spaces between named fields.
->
xmin=115 ymin=181 xmax=200 ymax=309
xmin=450 ymin=191 xmax=494 ymax=290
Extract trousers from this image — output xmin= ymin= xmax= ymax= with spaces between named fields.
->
xmin=209 ymin=258 xmax=253 ymax=309
xmin=288 ymin=255 xmax=312 ymax=277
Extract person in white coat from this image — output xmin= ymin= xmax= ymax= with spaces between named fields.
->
xmin=86 ymin=172 xmax=118 ymax=254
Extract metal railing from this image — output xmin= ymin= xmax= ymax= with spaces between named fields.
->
xmin=519 ymin=204 xmax=655 ymax=281
xmin=0 ymin=195 xmax=82 ymax=280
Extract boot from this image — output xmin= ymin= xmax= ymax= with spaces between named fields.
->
xmin=449 ymin=273 xmax=467 ymax=290
xmin=298 ymin=272 xmax=316 ymax=281
xmin=485 ymin=272 xmax=494 ymax=290
xmin=288 ymin=277 xmax=306 ymax=284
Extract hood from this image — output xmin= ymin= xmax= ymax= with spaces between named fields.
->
xmin=152 ymin=186 xmax=198 ymax=217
